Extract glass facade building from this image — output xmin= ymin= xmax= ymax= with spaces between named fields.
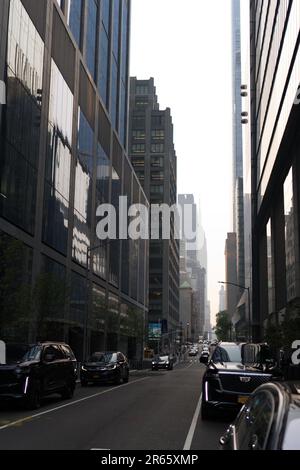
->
xmin=0 ymin=0 xmax=148 ymax=362
xmin=248 ymin=0 xmax=300 ymax=340
xmin=129 ymin=78 xmax=180 ymax=350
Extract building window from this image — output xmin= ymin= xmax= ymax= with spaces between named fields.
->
xmin=284 ymin=167 xmax=297 ymax=302
xmin=132 ymin=115 xmax=145 ymax=130
xmin=151 ymin=171 xmax=164 ymax=181
xmin=132 ymin=130 xmax=146 ymax=140
xmin=267 ymin=220 xmax=274 ymax=315
xmin=151 ymin=115 xmax=165 ymax=128
xmin=98 ymin=23 xmax=109 ymax=107
xmin=135 ymin=98 xmax=148 ymax=108
xmin=132 ymin=158 xmax=144 ymax=168
xmin=136 ymin=85 xmax=149 ymax=95
xmin=150 ymin=185 xmax=164 ymax=194
xmin=151 ymin=156 xmax=164 ymax=168
xmin=86 ymin=0 xmax=98 ymax=79
xmin=151 ymin=143 xmax=164 ymax=153
xmin=132 ymin=144 xmax=145 ymax=154
xmin=68 ymin=0 xmax=82 ymax=47
xmin=72 ymin=110 xmax=94 ymax=266
xmin=135 ymin=170 xmax=144 ymax=181
xmin=151 ymin=130 xmax=165 ymax=140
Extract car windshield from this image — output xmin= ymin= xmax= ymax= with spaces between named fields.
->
xmin=5 ymin=344 xmax=41 ymax=364
xmin=212 ymin=345 xmax=242 ymax=363
xmin=155 ymin=356 xmax=168 ymax=361
xmin=88 ymin=353 xmax=116 ymax=363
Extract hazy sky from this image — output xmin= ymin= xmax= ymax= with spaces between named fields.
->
xmin=130 ymin=0 xmax=234 ymax=324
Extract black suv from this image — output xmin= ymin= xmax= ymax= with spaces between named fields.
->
xmin=200 ymin=342 xmax=282 ymax=420
xmin=80 ymin=352 xmax=129 ymax=385
xmin=0 ymin=342 xmax=77 ymax=409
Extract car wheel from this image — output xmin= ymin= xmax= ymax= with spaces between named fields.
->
xmin=123 ymin=372 xmax=129 ymax=383
xmin=114 ymin=371 xmax=122 ymax=385
xmin=61 ymin=382 xmax=75 ymax=400
xmin=81 ymin=379 xmax=88 ymax=387
xmin=26 ymin=381 xmax=41 ymax=410
xmin=201 ymin=404 xmax=213 ymax=421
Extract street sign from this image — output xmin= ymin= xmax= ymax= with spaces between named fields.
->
xmin=0 ymin=340 xmax=6 ymax=364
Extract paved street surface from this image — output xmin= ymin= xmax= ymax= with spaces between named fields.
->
xmin=0 ymin=360 xmax=230 ymax=450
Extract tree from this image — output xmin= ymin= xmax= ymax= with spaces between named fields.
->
xmin=215 ymin=311 xmax=232 ymax=342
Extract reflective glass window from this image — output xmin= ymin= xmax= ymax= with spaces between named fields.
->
xmin=98 ymin=23 xmax=109 ymax=106
xmin=86 ymin=0 xmax=98 ymax=79
xmin=43 ymin=60 xmax=73 ymax=254
xmin=93 ymin=144 xmax=110 ymax=279
xmin=0 ymin=231 xmax=33 ymax=344
xmin=73 ymin=110 xmax=94 ymax=266
xmin=109 ymin=167 xmax=121 ymax=286
xmin=68 ymin=0 xmax=82 ymax=47
xmin=284 ymin=167 xmax=297 ymax=302
xmin=91 ymin=285 xmax=106 ymax=351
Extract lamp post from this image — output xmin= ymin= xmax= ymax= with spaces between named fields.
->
xmin=218 ymin=281 xmax=251 ymax=342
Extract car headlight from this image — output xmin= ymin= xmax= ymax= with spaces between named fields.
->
xmin=152 ymin=362 xmax=155 ymax=365
xmin=14 ymin=367 xmax=30 ymax=376
xmin=166 ymin=361 xmax=169 ymax=365
xmin=81 ymin=366 xmax=87 ymax=371
xmin=106 ymin=364 xmax=117 ymax=370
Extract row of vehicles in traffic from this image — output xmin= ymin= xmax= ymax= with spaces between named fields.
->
xmin=0 ymin=342 xmax=130 ymax=409
xmin=199 ymin=341 xmax=300 ymax=450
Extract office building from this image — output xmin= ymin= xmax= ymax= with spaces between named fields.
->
xmin=248 ymin=1 xmax=300 ymax=340
xmin=0 ymin=0 xmax=148 ymax=362
xmin=129 ymin=78 xmax=179 ymax=349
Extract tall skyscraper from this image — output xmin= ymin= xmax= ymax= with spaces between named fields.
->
xmin=178 ymin=194 xmax=206 ymax=338
xmin=248 ymin=1 xmax=300 ymax=341
xmin=219 ymin=285 xmax=226 ymax=313
xmin=129 ymin=78 xmax=179 ymax=348
xmin=230 ymin=0 xmax=246 ymax=335
xmin=0 ymin=0 xmax=148 ymax=362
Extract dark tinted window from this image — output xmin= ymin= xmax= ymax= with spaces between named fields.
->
xmin=212 ymin=345 xmax=242 ymax=363
xmin=236 ymin=390 xmax=276 ymax=450
xmin=88 ymin=353 xmax=117 ymax=363
xmin=6 ymin=344 xmax=30 ymax=364
xmin=60 ymin=344 xmax=76 ymax=360
xmin=43 ymin=345 xmax=65 ymax=361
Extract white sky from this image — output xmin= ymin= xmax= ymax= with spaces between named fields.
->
xmin=130 ymin=0 xmax=234 ymax=325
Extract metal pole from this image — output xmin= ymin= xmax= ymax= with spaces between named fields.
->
xmin=247 ymin=287 xmax=251 ymax=342
xmin=83 ymin=249 xmax=90 ymax=361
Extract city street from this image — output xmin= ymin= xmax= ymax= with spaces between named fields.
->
xmin=0 ymin=361 xmax=229 ymax=450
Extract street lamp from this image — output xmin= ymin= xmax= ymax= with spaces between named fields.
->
xmin=218 ymin=281 xmax=251 ymax=342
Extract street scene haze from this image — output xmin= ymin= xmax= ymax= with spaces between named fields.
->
xmin=0 ymin=0 xmax=300 ymax=453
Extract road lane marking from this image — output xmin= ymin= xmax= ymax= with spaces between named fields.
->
xmin=0 ymin=377 xmax=150 ymax=432
xmin=183 ymin=393 xmax=202 ymax=450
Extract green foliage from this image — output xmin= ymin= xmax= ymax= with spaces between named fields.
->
xmin=215 ymin=311 xmax=232 ymax=341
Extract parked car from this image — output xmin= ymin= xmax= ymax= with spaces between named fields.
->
xmin=80 ymin=351 xmax=129 ymax=386
xmin=152 ymin=354 xmax=174 ymax=371
xmin=220 ymin=381 xmax=300 ymax=450
xmin=189 ymin=349 xmax=198 ymax=357
xmin=0 ymin=342 xmax=77 ymax=409
xmin=199 ymin=350 xmax=210 ymax=363
xmin=200 ymin=342 xmax=282 ymax=420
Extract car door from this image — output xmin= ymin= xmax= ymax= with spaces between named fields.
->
xmin=117 ymin=353 xmax=126 ymax=378
xmin=42 ymin=345 xmax=66 ymax=392
xmin=235 ymin=390 xmax=276 ymax=450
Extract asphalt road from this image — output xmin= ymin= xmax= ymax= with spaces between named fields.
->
xmin=0 ymin=360 xmax=230 ymax=450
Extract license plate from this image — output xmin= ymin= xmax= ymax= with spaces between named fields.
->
xmin=93 ymin=374 xmax=100 ymax=379
xmin=238 ymin=396 xmax=249 ymax=404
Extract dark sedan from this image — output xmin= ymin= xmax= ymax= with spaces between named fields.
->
xmin=220 ymin=381 xmax=300 ymax=450
xmin=80 ymin=352 xmax=129 ymax=386
xmin=152 ymin=355 xmax=174 ymax=371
